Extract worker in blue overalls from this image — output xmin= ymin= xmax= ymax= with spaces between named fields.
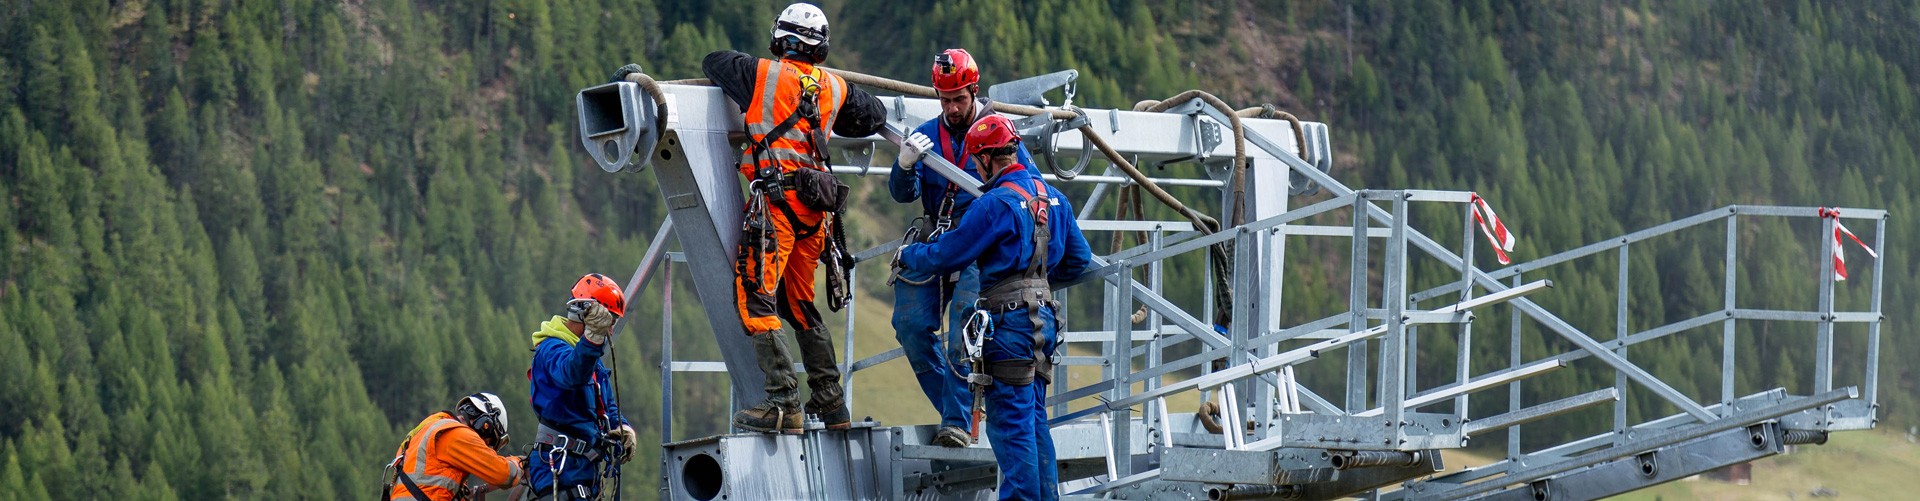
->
xmin=897 ymin=114 xmax=1092 ymax=500
xmin=889 ymin=48 xmax=1040 ymax=448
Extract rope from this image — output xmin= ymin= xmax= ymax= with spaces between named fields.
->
xmin=633 ymin=66 xmax=1325 ymax=330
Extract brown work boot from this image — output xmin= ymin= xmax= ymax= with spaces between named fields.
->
xmin=733 ymin=402 xmax=803 ymax=434
xmin=795 ymin=326 xmax=851 ymax=429
xmin=735 ymin=331 xmax=804 ymax=434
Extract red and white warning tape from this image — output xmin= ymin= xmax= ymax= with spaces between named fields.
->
xmin=1470 ymin=193 xmax=1517 ymax=265
xmin=1819 ymin=208 xmax=1877 ymax=281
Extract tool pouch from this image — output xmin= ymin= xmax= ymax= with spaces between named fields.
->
xmin=790 ymin=168 xmax=850 ymax=213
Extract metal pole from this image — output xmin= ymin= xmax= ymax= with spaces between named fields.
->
xmin=1508 ymin=274 xmax=1524 ymax=459
xmin=1231 ymin=228 xmax=1257 ymax=434
xmin=1722 ymin=215 xmax=1738 ymax=408
xmin=1110 ymin=261 xmax=1136 ymax=477
xmin=1816 ymin=215 xmax=1837 ymax=392
xmin=661 ymin=261 xmax=675 ymax=443
xmin=1456 ymin=202 xmax=1477 ymax=422
xmin=1866 ymin=216 xmax=1886 ymax=408
xmin=1382 ymin=194 xmax=1410 ymax=442
xmin=1348 ymin=195 xmax=1372 ymax=411
xmin=1147 ymin=230 xmax=1166 ymax=444
xmin=1615 ymin=245 xmax=1630 ymax=444
xmin=842 ymin=267 xmax=859 ymax=415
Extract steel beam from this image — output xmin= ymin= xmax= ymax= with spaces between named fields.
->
xmin=1463 ymin=389 xmax=1620 ymax=436
xmin=1413 ymin=387 xmax=1856 ymax=500
xmin=1474 ymin=423 xmax=1787 ymax=501
xmin=647 ymin=130 xmax=764 ymax=411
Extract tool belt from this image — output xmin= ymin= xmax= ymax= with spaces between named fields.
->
xmin=535 ymin=424 xmax=602 ymax=462
xmin=976 ymin=277 xmax=1056 ymax=313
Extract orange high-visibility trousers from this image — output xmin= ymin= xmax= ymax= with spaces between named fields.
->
xmin=736 ymin=190 xmax=827 ymax=334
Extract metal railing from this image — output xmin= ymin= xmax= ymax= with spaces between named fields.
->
xmin=604 ymin=82 xmax=1883 ymax=499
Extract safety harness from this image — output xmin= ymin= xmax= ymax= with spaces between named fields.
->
xmin=891 ymin=98 xmax=994 ymax=288
xmin=382 ymin=417 xmax=480 ymax=501
xmin=974 ymin=176 xmax=1060 ymax=386
xmin=736 ymin=62 xmax=855 ymax=311
xmin=525 ymin=368 xmax=623 ymax=500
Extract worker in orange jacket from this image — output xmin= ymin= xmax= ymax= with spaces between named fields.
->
xmin=682 ymin=2 xmax=887 ymax=434
xmin=382 ymin=392 xmax=525 ymax=501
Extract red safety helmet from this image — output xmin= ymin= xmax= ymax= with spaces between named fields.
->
xmin=570 ymin=273 xmax=627 ymax=318
xmin=931 ymin=48 xmax=980 ymax=93
xmin=964 ymin=115 xmax=1021 ymax=157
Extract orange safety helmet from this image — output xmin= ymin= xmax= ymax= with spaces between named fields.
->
xmin=964 ymin=114 xmax=1021 ymax=157
xmin=570 ymin=273 xmax=627 ymax=318
xmin=931 ymin=48 xmax=980 ymax=93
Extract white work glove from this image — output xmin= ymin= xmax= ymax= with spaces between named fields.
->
xmin=897 ymin=131 xmax=934 ymax=169
xmin=579 ymin=300 xmax=616 ymax=345
xmin=609 ymin=424 xmax=637 ymax=464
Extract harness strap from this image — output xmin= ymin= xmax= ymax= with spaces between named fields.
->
xmin=534 ymin=423 xmax=602 ymax=461
xmin=990 ymin=177 xmax=1056 ymax=372
xmin=386 ymin=469 xmax=433 ymax=501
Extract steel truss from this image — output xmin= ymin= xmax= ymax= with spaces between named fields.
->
xmin=579 ymin=78 xmax=1885 ymax=500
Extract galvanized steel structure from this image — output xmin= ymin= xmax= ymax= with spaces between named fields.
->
xmin=578 ymin=72 xmax=1884 ymax=500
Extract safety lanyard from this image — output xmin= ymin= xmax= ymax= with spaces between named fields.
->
xmin=932 ymin=121 xmax=968 ymax=226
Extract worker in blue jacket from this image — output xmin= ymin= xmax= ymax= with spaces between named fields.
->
xmin=898 ymin=115 xmax=1092 ymax=500
xmin=889 ymin=48 xmax=1039 ymax=448
xmin=525 ymin=274 xmax=636 ymax=500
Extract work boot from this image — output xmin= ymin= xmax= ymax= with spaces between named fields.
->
xmin=933 ymin=426 xmax=972 ymax=448
xmin=795 ymin=325 xmax=851 ymax=429
xmin=735 ymin=331 xmax=803 ymax=434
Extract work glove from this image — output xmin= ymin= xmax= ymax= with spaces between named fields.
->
xmin=580 ymin=300 xmax=616 ymax=345
xmin=897 ymin=131 xmax=934 ymax=169
xmin=608 ymin=424 xmax=637 ymax=464
xmin=609 ymin=63 xmax=643 ymax=83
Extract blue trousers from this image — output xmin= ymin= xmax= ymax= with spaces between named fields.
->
xmin=891 ymin=264 xmax=981 ymax=429
xmin=983 ymin=306 xmax=1060 ymax=501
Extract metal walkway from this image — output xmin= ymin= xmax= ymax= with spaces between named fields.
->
xmin=580 ymin=74 xmax=1885 ymax=500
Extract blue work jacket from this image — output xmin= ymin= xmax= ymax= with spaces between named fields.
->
xmin=529 ymin=316 xmax=628 ymax=441
xmin=889 ymin=109 xmax=1037 ymax=220
xmin=899 ymin=165 xmax=1093 ymax=289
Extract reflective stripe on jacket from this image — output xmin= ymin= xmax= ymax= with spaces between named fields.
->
xmin=739 ymin=58 xmax=847 ymax=179
xmin=388 ymin=412 xmax=525 ymax=501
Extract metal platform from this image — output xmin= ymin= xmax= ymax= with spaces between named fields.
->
xmin=580 ymin=72 xmax=1886 ymax=500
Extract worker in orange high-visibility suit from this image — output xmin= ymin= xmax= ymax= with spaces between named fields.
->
xmin=382 ymin=392 xmax=524 ymax=501
xmin=675 ymin=2 xmax=886 ymax=434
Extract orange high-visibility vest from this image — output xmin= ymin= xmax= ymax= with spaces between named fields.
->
xmin=740 ymin=58 xmax=848 ymax=179
xmin=386 ymin=412 xmax=524 ymax=501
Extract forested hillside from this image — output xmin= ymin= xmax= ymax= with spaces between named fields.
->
xmin=1 ymin=0 xmax=1913 ymax=497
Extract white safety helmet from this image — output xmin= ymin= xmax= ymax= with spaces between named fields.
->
xmin=456 ymin=392 xmax=511 ymax=450
xmin=771 ymin=3 xmax=829 ymax=46
xmin=769 ymin=3 xmax=830 ymax=62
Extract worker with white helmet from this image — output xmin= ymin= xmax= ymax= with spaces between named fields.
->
xmin=621 ymin=2 xmax=888 ymax=435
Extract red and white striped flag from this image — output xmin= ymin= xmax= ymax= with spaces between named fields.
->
xmin=1470 ymin=193 xmax=1517 ymax=265
xmin=1820 ymin=208 xmax=1878 ymax=281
